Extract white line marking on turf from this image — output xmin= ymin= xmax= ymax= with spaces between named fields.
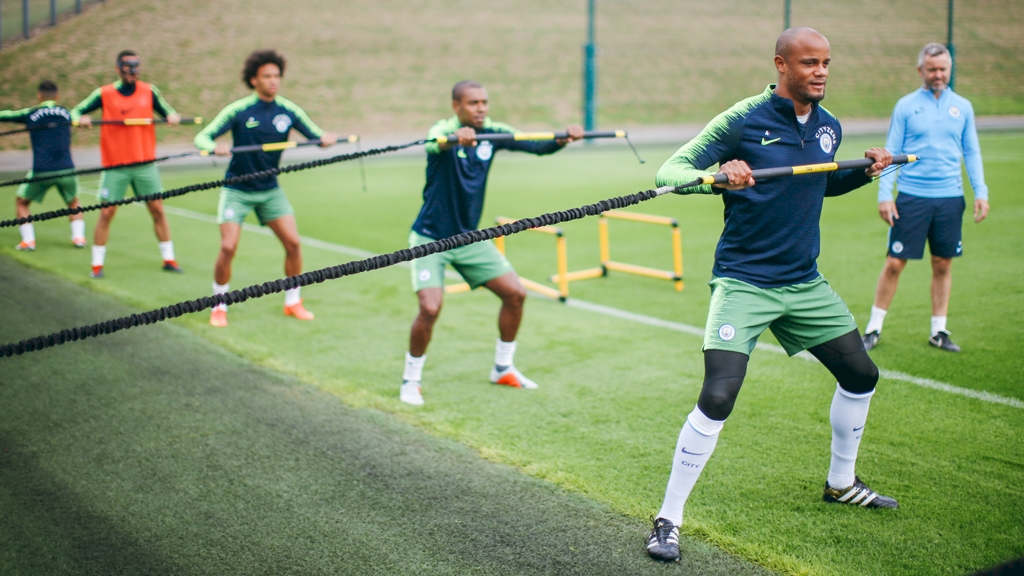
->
xmin=163 ymin=206 xmax=1024 ymax=411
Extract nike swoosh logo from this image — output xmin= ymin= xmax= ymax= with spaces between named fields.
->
xmin=761 ymin=137 xmax=781 ymax=145
xmin=457 ymin=149 xmax=468 ymax=159
xmin=681 ymin=447 xmax=710 ymax=456
xmin=853 ymin=426 xmax=864 ymax=431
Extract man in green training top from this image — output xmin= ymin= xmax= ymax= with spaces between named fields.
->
xmin=0 ymin=80 xmax=86 ymax=250
xmin=399 ymin=80 xmax=583 ymax=406
xmin=195 ymin=49 xmax=337 ymax=328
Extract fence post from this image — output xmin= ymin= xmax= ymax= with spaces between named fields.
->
xmin=947 ymin=0 xmax=956 ymax=91
xmin=76 ymin=0 xmax=82 ymax=13
xmin=581 ymin=0 xmax=597 ymax=133
xmin=23 ymin=0 xmax=30 ymax=39
xmin=51 ymin=0 xmax=58 ymax=26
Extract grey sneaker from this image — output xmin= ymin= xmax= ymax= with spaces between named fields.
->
xmin=862 ymin=331 xmax=881 ymax=351
xmin=929 ymin=330 xmax=961 ymax=352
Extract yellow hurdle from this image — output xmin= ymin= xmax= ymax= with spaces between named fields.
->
xmin=554 ymin=210 xmax=684 ymax=292
xmin=444 ymin=216 xmax=570 ymax=301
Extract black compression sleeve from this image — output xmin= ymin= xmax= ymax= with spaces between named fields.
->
xmin=807 ymin=329 xmax=879 ymax=394
xmin=696 ymin=350 xmax=749 ymax=420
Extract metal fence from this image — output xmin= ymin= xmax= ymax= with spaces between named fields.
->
xmin=0 ymin=0 xmax=103 ymax=50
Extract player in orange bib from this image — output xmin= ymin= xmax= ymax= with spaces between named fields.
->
xmin=71 ymin=50 xmax=183 ymax=278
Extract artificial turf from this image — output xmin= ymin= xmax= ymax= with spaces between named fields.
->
xmin=0 ymin=255 xmax=767 ymax=575
xmin=0 ymin=132 xmax=1021 ymax=575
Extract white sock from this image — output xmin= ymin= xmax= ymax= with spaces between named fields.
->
xmin=213 ymin=282 xmax=229 ymax=312
xmin=930 ymin=316 xmax=947 ymax=337
xmin=70 ymin=219 xmax=86 ymax=239
xmin=656 ymin=407 xmax=724 ymax=526
xmin=865 ymin=306 xmax=887 ymax=334
xmin=19 ymin=223 xmax=35 ymax=244
xmin=158 ymin=240 xmax=175 ymax=262
xmin=828 ymin=384 xmax=874 ymax=489
xmin=91 ymin=245 xmax=107 ymax=267
xmin=495 ymin=339 xmax=516 ymax=369
xmin=284 ymin=287 xmax=302 ymax=307
xmin=403 ymin=352 xmax=426 ymax=382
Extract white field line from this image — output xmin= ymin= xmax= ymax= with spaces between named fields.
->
xmin=163 ymin=206 xmax=1024 ymax=411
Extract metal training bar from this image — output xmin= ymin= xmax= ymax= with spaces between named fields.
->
xmin=72 ymin=117 xmax=204 ymax=126
xmin=204 ymin=135 xmax=360 ymax=156
xmin=433 ymin=130 xmax=645 ymax=163
xmin=701 ymin=155 xmax=917 ymax=185
xmin=431 ymin=130 xmax=626 ymax=144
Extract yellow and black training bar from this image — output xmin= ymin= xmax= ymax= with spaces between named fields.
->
xmin=199 ymin=135 xmax=360 ymax=156
xmin=694 ymin=155 xmax=918 ymax=187
xmin=431 ymin=130 xmax=627 ymax=145
xmin=72 ymin=117 xmax=204 ymax=126
xmin=433 ymin=130 xmax=644 ymax=163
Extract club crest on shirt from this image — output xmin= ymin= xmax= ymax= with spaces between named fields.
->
xmin=418 ymin=270 xmax=431 ymax=282
xmin=949 ymin=106 xmax=961 ymax=118
xmin=272 ymin=114 xmax=292 ymax=133
xmin=815 ymin=126 xmax=836 ymax=154
xmin=892 ymin=241 xmax=904 ymax=254
xmin=476 ymin=141 xmax=493 ymax=161
xmin=718 ymin=324 xmax=736 ymax=341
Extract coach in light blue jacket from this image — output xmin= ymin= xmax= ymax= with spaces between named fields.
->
xmin=861 ymin=42 xmax=990 ymax=354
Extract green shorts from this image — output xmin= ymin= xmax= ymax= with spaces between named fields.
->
xmin=16 ymin=170 xmax=79 ymax=204
xmin=408 ymin=230 xmax=513 ymax=292
xmin=98 ymin=163 xmax=163 ymax=202
xmin=703 ymin=275 xmax=857 ymax=356
xmin=217 ymin=186 xmax=294 ymax=226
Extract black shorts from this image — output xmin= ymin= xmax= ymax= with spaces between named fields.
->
xmin=887 ymin=193 xmax=965 ymax=259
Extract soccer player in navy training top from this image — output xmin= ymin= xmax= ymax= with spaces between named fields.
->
xmin=645 ymin=28 xmax=896 ymax=563
xmin=195 ymin=49 xmax=337 ymax=328
xmin=0 ymin=81 xmax=86 ymax=250
xmin=399 ymin=81 xmax=583 ymax=406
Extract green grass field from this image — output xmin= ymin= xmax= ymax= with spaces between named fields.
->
xmin=2 ymin=0 xmax=1023 ymax=151
xmin=0 ymin=132 xmax=1021 ymax=575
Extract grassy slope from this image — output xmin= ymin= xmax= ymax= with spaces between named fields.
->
xmin=0 ymin=255 xmax=768 ymax=576
xmin=0 ymin=133 xmax=1021 ymax=575
xmin=1 ymin=0 xmax=1023 ymax=151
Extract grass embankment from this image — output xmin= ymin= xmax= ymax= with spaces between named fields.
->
xmin=1 ymin=0 xmax=1023 ymax=151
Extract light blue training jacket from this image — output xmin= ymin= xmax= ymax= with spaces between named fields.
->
xmin=878 ymin=87 xmax=988 ymax=202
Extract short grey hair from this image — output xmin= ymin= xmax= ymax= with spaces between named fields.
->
xmin=918 ymin=42 xmax=950 ymax=67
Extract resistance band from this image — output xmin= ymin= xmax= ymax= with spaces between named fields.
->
xmin=0 ymin=155 xmax=916 ymax=357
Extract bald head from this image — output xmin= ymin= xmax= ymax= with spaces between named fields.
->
xmin=775 ymin=27 xmax=828 ymax=59
xmin=772 ymin=27 xmax=831 ymax=110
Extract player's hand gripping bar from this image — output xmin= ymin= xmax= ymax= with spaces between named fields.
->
xmin=72 ymin=117 xmax=204 ymax=126
xmin=433 ymin=130 xmax=645 ymax=163
xmin=695 ymin=155 xmax=918 ymax=187
xmin=200 ymin=135 xmax=360 ymax=156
